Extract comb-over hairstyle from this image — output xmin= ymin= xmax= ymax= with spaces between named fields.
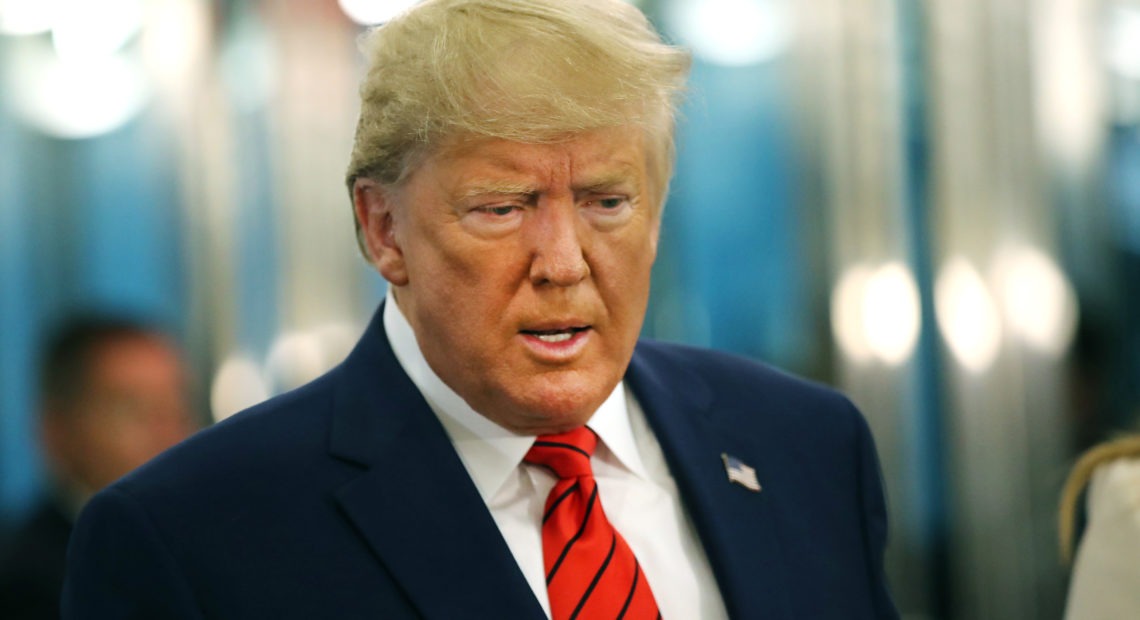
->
xmin=345 ymin=0 xmax=690 ymax=256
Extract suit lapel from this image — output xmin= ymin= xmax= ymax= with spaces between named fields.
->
xmin=328 ymin=306 xmax=544 ymax=620
xmin=626 ymin=344 xmax=795 ymax=620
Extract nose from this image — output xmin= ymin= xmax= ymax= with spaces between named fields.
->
xmin=527 ymin=200 xmax=590 ymax=287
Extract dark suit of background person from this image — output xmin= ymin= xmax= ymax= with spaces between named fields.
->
xmin=62 ymin=0 xmax=899 ymax=617
xmin=0 ymin=317 xmax=194 ymax=619
xmin=0 ymin=500 xmax=72 ymax=619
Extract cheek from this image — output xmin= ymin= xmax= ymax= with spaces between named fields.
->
xmin=424 ymin=242 xmax=531 ymax=313
xmin=68 ymin=425 xmax=129 ymax=475
xmin=407 ymin=243 xmax=527 ymax=358
xmin=409 ymin=219 xmax=500 ymax=284
xmin=597 ymin=232 xmax=656 ymax=300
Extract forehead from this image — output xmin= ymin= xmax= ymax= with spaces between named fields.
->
xmin=421 ymin=126 xmax=651 ymax=192
xmin=87 ymin=336 xmax=183 ymax=386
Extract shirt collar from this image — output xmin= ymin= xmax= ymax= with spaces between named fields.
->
xmin=586 ymin=381 xmax=650 ymax=481
xmin=383 ymin=289 xmax=649 ymax=499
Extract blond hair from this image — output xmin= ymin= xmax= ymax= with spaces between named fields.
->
xmin=344 ymin=0 xmax=691 ymax=256
xmin=1058 ymin=434 xmax=1140 ymax=562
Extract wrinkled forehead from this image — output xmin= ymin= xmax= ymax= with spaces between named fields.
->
xmin=407 ymin=125 xmax=667 ymax=209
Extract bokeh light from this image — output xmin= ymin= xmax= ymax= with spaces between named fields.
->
xmin=833 ymin=262 xmax=921 ymax=366
xmin=141 ymin=0 xmax=209 ymax=91
xmin=992 ymin=244 xmax=1078 ymax=356
xmin=50 ymin=0 xmax=142 ymax=61
xmin=4 ymin=39 xmax=149 ymax=139
xmin=936 ymin=257 xmax=1003 ymax=373
xmin=337 ymin=0 xmax=419 ymax=26
xmin=210 ymin=355 xmax=270 ymax=422
xmin=1106 ymin=5 xmax=1140 ymax=80
xmin=265 ymin=331 xmax=328 ymax=393
xmin=0 ymin=0 xmax=56 ymax=35
xmin=863 ymin=262 xmax=921 ymax=366
xmin=832 ymin=264 xmax=874 ymax=364
xmin=265 ymin=323 xmax=361 ymax=393
xmin=662 ymin=0 xmax=792 ymax=66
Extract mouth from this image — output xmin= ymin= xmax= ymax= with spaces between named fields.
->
xmin=519 ymin=326 xmax=591 ymax=343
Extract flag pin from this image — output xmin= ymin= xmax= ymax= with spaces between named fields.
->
xmin=721 ymin=453 xmax=761 ymax=492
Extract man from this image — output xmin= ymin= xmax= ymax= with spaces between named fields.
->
xmin=0 ymin=317 xmax=195 ymax=619
xmin=64 ymin=1 xmax=898 ymax=618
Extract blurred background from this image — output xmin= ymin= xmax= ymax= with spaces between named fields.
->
xmin=0 ymin=0 xmax=1137 ymax=617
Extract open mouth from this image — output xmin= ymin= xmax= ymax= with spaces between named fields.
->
xmin=520 ymin=326 xmax=590 ymax=343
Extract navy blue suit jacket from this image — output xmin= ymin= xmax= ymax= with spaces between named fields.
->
xmin=63 ymin=305 xmax=898 ymax=619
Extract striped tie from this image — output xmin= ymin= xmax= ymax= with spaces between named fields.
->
xmin=525 ymin=427 xmax=660 ymax=620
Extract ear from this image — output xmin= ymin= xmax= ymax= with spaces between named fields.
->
xmin=353 ymin=178 xmax=409 ymax=286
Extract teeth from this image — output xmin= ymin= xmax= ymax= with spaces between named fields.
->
xmin=535 ymin=332 xmax=573 ymax=343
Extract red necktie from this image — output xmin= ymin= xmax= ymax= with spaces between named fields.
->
xmin=525 ymin=427 xmax=661 ymax=620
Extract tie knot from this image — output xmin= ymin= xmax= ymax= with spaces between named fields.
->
xmin=525 ymin=426 xmax=598 ymax=480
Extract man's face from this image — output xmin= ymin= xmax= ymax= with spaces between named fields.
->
xmin=356 ymin=127 xmax=661 ymax=434
xmin=45 ymin=336 xmax=196 ymax=492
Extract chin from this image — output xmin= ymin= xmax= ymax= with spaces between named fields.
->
xmin=502 ymin=372 xmax=614 ymax=434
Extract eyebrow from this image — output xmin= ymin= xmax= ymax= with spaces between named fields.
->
xmin=455 ymin=181 xmax=541 ymax=201
xmin=573 ymin=170 xmax=638 ymax=194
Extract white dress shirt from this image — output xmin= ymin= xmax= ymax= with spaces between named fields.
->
xmin=383 ymin=292 xmax=727 ymax=619
xmin=1065 ymin=457 xmax=1140 ymax=620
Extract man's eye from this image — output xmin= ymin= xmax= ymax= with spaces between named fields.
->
xmin=586 ymin=197 xmax=626 ymax=210
xmin=479 ymin=205 xmax=518 ymax=216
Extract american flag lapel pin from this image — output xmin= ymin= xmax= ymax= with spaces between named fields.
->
xmin=721 ymin=453 xmax=761 ymax=492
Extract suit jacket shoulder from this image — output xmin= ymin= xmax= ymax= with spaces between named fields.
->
xmin=633 ymin=338 xmax=869 ymax=451
xmin=63 ymin=310 xmax=544 ymax=620
xmin=62 ymin=368 xmax=404 ymax=619
xmin=628 ymin=338 xmax=898 ymax=619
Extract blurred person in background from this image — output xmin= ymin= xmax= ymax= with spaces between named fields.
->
xmin=0 ymin=316 xmax=196 ymax=619
xmin=62 ymin=1 xmax=898 ymax=618
xmin=1059 ymin=434 xmax=1140 ymax=619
